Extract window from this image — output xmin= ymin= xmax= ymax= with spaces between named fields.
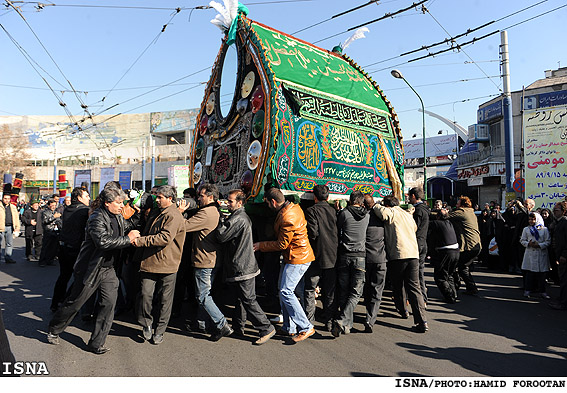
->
xmin=489 ymin=122 xmax=501 ymax=146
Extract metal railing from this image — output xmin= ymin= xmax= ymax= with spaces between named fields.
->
xmin=457 ymin=145 xmax=506 ymax=166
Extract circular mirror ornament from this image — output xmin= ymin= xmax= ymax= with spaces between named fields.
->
xmin=193 ymin=162 xmax=203 ymax=184
xmin=200 ymin=115 xmax=208 ymax=136
xmin=236 ymin=98 xmax=248 ymax=116
xmin=241 ymin=170 xmax=253 ymax=193
xmin=251 ymin=110 xmax=264 ymax=139
xmin=206 ymin=95 xmax=215 ymax=115
xmin=241 ymin=71 xmax=255 ymax=98
xmin=247 ymin=140 xmax=262 ymax=170
xmin=195 ymin=139 xmax=204 ymax=159
xmin=207 ymin=115 xmax=217 ymax=132
xmin=250 ymin=86 xmax=264 ymax=113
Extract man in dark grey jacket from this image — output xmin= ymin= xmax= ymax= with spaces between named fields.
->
xmin=331 ymin=191 xmax=369 ymax=338
xmin=216 ymin=189 xmax=275 ymax=345
xmin=305 ymin=184 xmax=337 ymax=329
xmin=549 ymin=201 xmax=567 ymax=310
xmin=362 ymin=194 xmax=387 ymax=333
xmin=47 ymin=188 xmax=139 ymax=354
xmin=409 ymin=187 xmax=430 ymax=304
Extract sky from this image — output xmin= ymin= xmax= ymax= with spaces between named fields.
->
xmin=1 ymin=0 xmax=566 ymax=142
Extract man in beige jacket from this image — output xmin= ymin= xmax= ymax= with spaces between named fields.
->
xmin=133 ymin=185 xmax=186 ymax=345
xmin=373 ymin=195 xmax=428 ymax=333
xmin=1 ymin=193 xmax=21 ymax=264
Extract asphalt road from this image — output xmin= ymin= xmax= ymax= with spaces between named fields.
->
xmin=1 ymin=236 xmax=566 ymax=377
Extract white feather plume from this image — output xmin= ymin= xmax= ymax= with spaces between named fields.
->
xmin=227 ymin=0 xmax=238 ymax=22
xmin=342 ymin=27 xmax=370 ymax=51
xmin=209 ymin=1 xmax=231 ymax=29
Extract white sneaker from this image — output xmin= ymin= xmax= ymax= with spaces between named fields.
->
xmin=269 ymin=314 xmax=283 ymax=324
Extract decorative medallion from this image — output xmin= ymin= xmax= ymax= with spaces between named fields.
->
xmin=247 ymin=140 xmax=262 ymax=170
xmin=250 ymin=85 xmax=264 ymax=113
xmin=241 ymin=71 xmax=255 ymax=98
xmin=241 ymin=170 xmax=253 ymax=193
xmin=195 ymin=139 xmax=204 ymax=160
xmin=206 ymin=95 xmax=215 ymax=115
xmin=207 ymin=115 xmax=217 ymax=132
xmin=211 ymin=145 xmax=235 ymax=183
xmin=236 ymin=98 xmax=248 ymax=115
xmin=251 ymin=110 xmax=264 ymax=139
xmin=200 ymin=115 xmax=208 ymax=136
xmin=193 ymin=162 xmax=202 ymax=184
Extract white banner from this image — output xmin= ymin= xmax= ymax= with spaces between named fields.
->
xmin=403 ymin=134 xmax=457 ymax=159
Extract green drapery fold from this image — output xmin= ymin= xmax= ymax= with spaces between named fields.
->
xmin=226 ymin=3 xmax=249 ymax=46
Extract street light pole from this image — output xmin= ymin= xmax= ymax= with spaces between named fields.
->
xmin=170 ymin=136 xmax=187 ymax=165
xmin=391 ymin=69 xmax=427 ymax=200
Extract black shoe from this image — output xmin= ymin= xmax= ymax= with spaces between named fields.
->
xmin=548 ymin=302 xmax=567 ymax=310
xmin=185 ymin=322 xmax=207 ymax=334
xmin=152 ymin=334 xmax=164 ymax=345
xmin=399 ymin=310 xmax=409 ymax=319
xmin=210 ymin=323 xmax=233 ymax=342
xmin=5 ymin=258 xmax=16 ymax=264
xmin=87 ymin=345 xmax=110 ymax=355
xmin=363 ymin=322 xmax=373 ymax=333
xmin=47 ymin=332 xmax=60 ymax=345
xmin=412 ymin=322 xmax=429 ymax=333
xmin=331 ymin=320 xmax=343 ymax=338
xmin=142 ymin=326 xmax=152 ymax=341
xmin=232 ymin=327 xmax=245 ymax=337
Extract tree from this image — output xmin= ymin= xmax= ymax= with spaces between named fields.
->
xmin=0 ymin=124 xmax=33 ymax=182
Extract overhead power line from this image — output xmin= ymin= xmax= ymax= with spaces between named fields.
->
xmin=99 ymin=7 xmax=183 ymax=105
xmin=292 ymin=0 xmax=381 ymax=35
xmin=396 ymin=94 xmax=500 ymax=113
xmin=386 ymin=75 xmax=501 ymax=91
xmin=362 ymin=0 xmax=552 ymax=70
xmin=313 ymin=0 xmax=427 ymax=44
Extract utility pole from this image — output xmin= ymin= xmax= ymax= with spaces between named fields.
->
xmin=501 ymin=30 xmax=515 ymax=193
xmin=150 ymin=136 xmax=155 ymax=188
xmin=142 ymin=140 xmax=146 ymax=191
xmin=52 ymin=141 xmax=57 ymax=194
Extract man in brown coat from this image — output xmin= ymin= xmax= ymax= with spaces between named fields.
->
xmin=254 ymin=187 xmax=316 ymax=343
xmin=133 ymin=185 xmax=186 ymax=345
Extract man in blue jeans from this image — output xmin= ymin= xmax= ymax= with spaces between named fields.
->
xmin=182 ymin=183 xmax=231 ymax=342
xmin=331 ymin=190 xmax=369 ymax=338
xmin=254 ymin=187 xmax=315 ymax=343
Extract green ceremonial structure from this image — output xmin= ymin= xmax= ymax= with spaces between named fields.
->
xmin=189 ymin=13 xmax=405 ymax=202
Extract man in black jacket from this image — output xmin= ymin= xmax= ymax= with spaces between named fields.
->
xmin=409 ymin=187 xmax=430 ymax=304
xmin=428 ymin=209 xmax=460 ymax=303
xmin=331 ymin=191 xmax=369 ymax=338
xmin=22 ymin=200 xmax=43 ymax=261
xmin=38 ymin=199 xmax=62 ymax=267
xmin=216 ymin=189 xmax=275 ymax=345
xmin=304 ymin=184 xmax=338 ymax=330
xmin=549 ymin=201 xmax=567 ymax=310
xmin=50 ymin=187 xmax=90 ymax=311
xmin=47 ymin=188 xmax=139 ymax=354
xmin=362 ymin=194 xmax=387 ymax=333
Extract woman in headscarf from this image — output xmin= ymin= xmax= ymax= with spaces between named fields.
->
xmin=520 ymin=212 xmax=551 ymax=299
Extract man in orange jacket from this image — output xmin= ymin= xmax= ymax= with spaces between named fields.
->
xmin=254 ymin=188 xmax=315 ymax=343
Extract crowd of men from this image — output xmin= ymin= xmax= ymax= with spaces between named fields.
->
xmin=1 ymin=183 xmax=566 ymax=356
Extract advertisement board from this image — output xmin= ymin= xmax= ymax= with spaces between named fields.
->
xmin=524 ymin=106 xmax=567 ymax=208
